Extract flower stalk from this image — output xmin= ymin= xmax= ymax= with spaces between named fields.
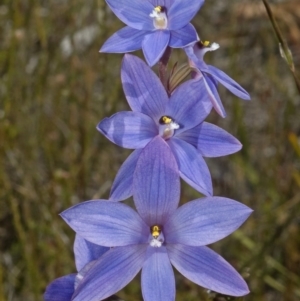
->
xmin=262 ymin=0 xmax=300 ymax=94
xmin=158 ymin=46 xmax=172 ymax=93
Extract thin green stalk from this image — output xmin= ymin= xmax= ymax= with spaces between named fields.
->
xmin=262 ymin=0 xmax=300 ymax=94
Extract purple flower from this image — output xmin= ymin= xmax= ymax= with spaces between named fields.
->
xmin=61 ymin=137 xmax=252 ymax=301
xmin=97 ymin=54 xmax=242 ymax=201
xmin=185 ymin=41 xmax=251 ymax=117
xmin=100 ymin=0 xmax=203 ymax=66
xmin=44 ymin=235 xmax=108 ymax=301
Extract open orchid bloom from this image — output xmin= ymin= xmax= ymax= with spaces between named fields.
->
xmin=97 ymin=54 xmax=242 ymax=201
xmin=100 ymin=0 xmax=204 ymax=66
xmin=185 ymin=41 xmax=251 ymax=117
xmin=44 ymin=236 xmax=109 ymax=301
xmin=61 ymin=137 xmax=252 ymax=301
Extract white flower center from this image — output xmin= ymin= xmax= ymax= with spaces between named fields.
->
xmin=150 ymin=6 xmax=168 ymax=29
xmin=159 ymin=115 xmax=180 ymax=140
xmin=149 ymin=225 xmax=164 ymax=248
xmin=194 ymin=40 xmax=220 ymax=60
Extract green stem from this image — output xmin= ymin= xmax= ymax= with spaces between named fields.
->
xmin=262 ymin=0 xmax=300 ymax=94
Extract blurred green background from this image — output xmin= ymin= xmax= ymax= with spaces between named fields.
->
xmin=0 ymin=0 xmax=299 ymax=300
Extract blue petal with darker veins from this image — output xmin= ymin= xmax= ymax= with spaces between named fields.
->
xmin=206 ymin=65 xmax=251 ymax=100
xmin=105 ymin=0 xmax=154 ymax=30
xmin=100 ymin=26 xmax=146 ymax=53
xmin=178 ymin=122 xmax=242 ymax=157
xmin=142 ymin=30 xmax=170 ymax=66
xmin=109 ymin=149 xmax=143 ymax=202
xmin=133 ymin=136 xmax=180 ymax=226
xmin=165 ymin=78 xmax=212 ymax=134
xmin=164 ymin=197 xmax=252 ymax=246
xmin=61 ymin=201 xmax=149 ymax=247
xmin=167 ymin=244 xmax=250 ymax=296
xmin=121 ymin=54 xmax=168 ymax=120
xmin=142 ymin=246 xmax=175 ymax=301
xmin=97 ymin=111 xmax=157 ymax=149
xmin=72 ymin=245 xmax=147 ymax=301
xmin=168 ymin=0 xmax=205 ymax=30
xmin=167 ymin=138 xmax=212 ymax=196
xmin=169 ymin=23 xmax=198 ymax=48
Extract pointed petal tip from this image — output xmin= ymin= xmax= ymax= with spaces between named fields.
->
xmin=59 ymin=208 xmax=71 ymax=224
xmin=99 ymin=47 xmax=109 ymax=53
xmin=99 ymin=43 xmax=111 ymax=53
xmin=219 ymin=110 xmax=227 ymax=118
xmin=233 ymin=281 xmax=250 ymax=297
xmin=238 ymin=91 xmax=251 ymax=101
xmin=210 ymin=276 xmax=250 ymax=297
xmin=96 ymin=120 xmax=106 ymax=134
xmin=146 ymin=59 xmax=156 ymax=67
xmin=99 ymin=45 xmax=104 ymax=53
xmin=60 ymin=212 xmax=73 ymax=230
xmin=244 ymin=94 xmax=251 ymax=101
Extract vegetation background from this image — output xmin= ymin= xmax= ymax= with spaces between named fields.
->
xmin=0 ymin=0 xmax=299 ymax=300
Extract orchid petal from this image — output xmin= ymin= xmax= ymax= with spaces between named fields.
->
xmin=165 ymin=197 xmax=252 ymax=246
xmin=100 ymin=26 xmax=145 ymax=53
xmin=44 ymin=274 xmax=76 ymax=301
xmin=142 ymin=247 xmax=175 ymax=301
xmin=73 ymin=245 xmax=147 ymax=301
xmin=61 ymin=201 xmax=148 ymax=247
xmin=97 ymin=111 xmax=157 ymax=149
xmin=168 ymin=138 xmax=212 ymax=196
xmin=203 ymin=74 xmax=226 ymax=117
xmin=133 ymin=136 xmax=180 ymax=226
xmin=168 ymin=0 xmax=204 ymax=30
xmin=168 ymin=245 xmax=249 ymax=296
xmin=109 ymin=149 xmax=143 ymax=202
xmin=122 ymin=54 xmax=168 ymax=120
xmin=166 ymin=79 xmax=212 ymax=134
xmin=105 ymin=0 xmax=154 ymax=30
xmin=74 ymin=235 xmax=109 ymax=272
xmin=142 ymin=30 xmax=170 ymax=66
xmin=177 ymin=122 xmax=242 ymax=157
xmin=207 ymin=65 xmax=251 ymax=100
xmin=169 ymin=23 xmax=198 ymax=48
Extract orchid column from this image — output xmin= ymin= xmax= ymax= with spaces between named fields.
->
xmin=44 ymin=1 xmax=252 ymax=301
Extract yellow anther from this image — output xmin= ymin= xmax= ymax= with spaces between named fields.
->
xmin=154 ymin=6 xmax=162 ymax=12
xmin=159 ymin=115 xmax=172 ymax=124
xmin=151 ymin=225 xmax=161 ymax=238
xmin=202 ymin=40 xmax=210 ymax=47
xmin=163 ymin=116 xmax=172 ymax=124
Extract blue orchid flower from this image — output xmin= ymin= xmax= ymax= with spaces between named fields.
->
xmin=97 ymin=54 xmax=243 ymax=201
xmin=61 ymin=137 xmax=251 ymax=301
xmin=100 ymin=0 xmax=204 ymax=66
xmin=185 ymin=41 xmax=251 ymax=117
